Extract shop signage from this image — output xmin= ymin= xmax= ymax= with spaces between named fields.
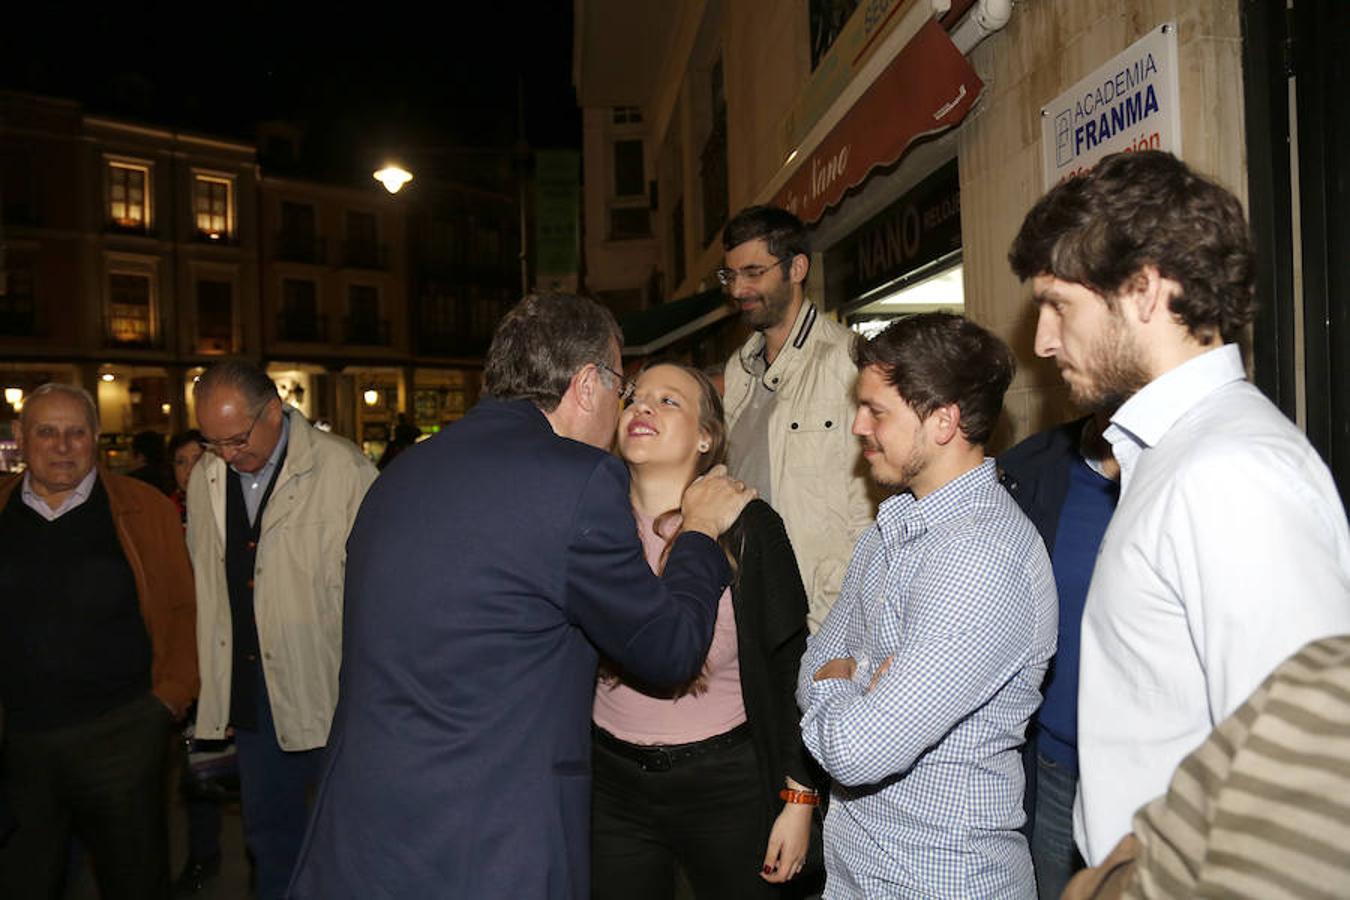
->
xmin=1040 ymin=23 xmax=1182 ymax=188
xmin=785 ymin=0 xmax=913 ymax=155
xmin=773 ymin=19 xmax=982 ymax=226
xmin=823 ymin=159 xmax=960 ymax=311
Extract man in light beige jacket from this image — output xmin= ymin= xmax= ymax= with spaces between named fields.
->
xmin=721 ymin=205 xmax=875 ymax=631
xmin=186 ymin=361 xmax=375 ymax=900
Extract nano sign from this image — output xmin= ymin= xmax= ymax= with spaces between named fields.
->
xmin=1040 ymin=23 xmax=1182 ymax=188
xmin=824 ymin=159 xmax=960 ymax=311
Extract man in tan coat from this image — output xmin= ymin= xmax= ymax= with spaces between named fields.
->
xmin=186 ymin=361 xmax=375 ymax=900
xmin=721 ymin=205 xmax=875 ymax=631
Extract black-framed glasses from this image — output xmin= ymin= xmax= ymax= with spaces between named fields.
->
xmin=715 ymin=256 xmax=785 ymax=287
xmin=200 ymin=402 xmax=268 ymax=452
xmin=595 ymin=362 xmax=635 ymax=404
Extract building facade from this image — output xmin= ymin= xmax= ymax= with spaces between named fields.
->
xmin=574 ymin=0 xmax=1349 ymax=500
xmin=0 ymin=92 xmax=259 ymax=468
xmin=1 ymin=92 xmax=528 ymax=468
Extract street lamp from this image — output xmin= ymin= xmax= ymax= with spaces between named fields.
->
xmin=373 ymin=164 xmax=413 ymax=194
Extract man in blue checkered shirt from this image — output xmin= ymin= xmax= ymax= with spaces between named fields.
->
xmin=798 ymin=313 xmax=1057 ymax=898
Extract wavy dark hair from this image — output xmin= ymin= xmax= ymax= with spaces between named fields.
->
xmin=167 ymin=429 xmax=204 ymax=458
xmin=853 ymin=312 xmax=1015 ymax=447
xmin=1008 ymin=150 xmax=1255 ymax=343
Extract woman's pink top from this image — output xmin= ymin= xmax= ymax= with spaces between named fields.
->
xmin=592 ymin=508 xmax=748 ymax=745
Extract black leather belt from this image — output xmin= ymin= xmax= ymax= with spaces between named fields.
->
xmin=593 ymin=722 xmax=751 ymax=772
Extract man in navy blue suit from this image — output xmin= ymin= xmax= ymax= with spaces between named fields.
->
xmin=288 ymin=293 xmax=754 ymax=899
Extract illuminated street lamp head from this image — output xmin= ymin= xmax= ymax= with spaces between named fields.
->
xmin=374 ymin=165 xmax=413 ymax=194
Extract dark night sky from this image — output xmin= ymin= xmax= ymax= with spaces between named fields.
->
xmin=3 ymin=2 xmax=580 ymax=182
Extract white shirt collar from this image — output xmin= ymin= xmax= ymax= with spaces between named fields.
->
xmin=21 ymin=466 xmax=99 ymax=521
xmin=1104 ymin=344 xmax=1245 ymax=493
xmin=1110 ymin=344 xmax=1245 ymax=449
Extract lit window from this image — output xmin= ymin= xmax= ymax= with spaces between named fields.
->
xmin=108 ymin=161 xmax=151 ymax=230
xmin=108 ymin=271 xmax=154 ymax=345
xmin=194 ymin=175 xmax=234 ymax=240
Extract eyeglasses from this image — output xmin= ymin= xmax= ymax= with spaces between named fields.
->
xmin=715 ymin=256 xmax=785 ymax=287
xmin=200 ymin=402 xmax=268 ymax=452
xmin=595 ymin=362 xmax=635 ymax=405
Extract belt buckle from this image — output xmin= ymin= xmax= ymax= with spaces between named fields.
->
xmin=640 ymin=749 xmax=672 ymax=773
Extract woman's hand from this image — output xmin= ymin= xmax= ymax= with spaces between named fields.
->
xmin=760 ymin=801 xmax=813 ymax=883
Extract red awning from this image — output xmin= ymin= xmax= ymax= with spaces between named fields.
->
xmin=773 ymin=18 xmax=983 ymax=225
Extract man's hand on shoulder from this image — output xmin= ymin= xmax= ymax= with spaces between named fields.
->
xmin=679 ymin=464 xmax=755 ymax=538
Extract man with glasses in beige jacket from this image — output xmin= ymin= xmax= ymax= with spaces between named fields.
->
xmin=721 ymin=205 xmax=875 ymax=632
xmin=186 ymin=361 xmax=376 ymax=900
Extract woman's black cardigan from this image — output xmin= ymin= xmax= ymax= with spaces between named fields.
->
xmin=725 ymin=499 xmax=818 ymax=811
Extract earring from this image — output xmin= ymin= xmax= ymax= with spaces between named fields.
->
xmin=698 ymin=443 xmax=710 ymax=453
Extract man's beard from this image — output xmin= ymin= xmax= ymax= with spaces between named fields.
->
xmin=740 ymin=279 xmax=794 ymax=332
xmin=1068 ymin=318 xmax=1151 ymax=412
xmin=865 ymin=436 xmax=927 ymax=494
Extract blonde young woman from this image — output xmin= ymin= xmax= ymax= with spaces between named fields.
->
xmin=591 ymin=363 xmax=819 ymax=899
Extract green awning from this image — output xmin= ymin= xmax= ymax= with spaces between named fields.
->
xmin=619 ymin=289 xmax=732 ymax=357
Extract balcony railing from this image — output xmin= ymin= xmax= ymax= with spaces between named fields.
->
xmin=193 ymin=228 xmax=239 ymax=246
xmin=105 ymin=220 xmax=155 ymax=238
xmin=104 ymin=313 xmax=163 ymax=349
xmin=341 ymin=241 xmax=389 ymax=270
xmin=275 ymin=234 xmax=326 ymax=264
xmin=344 ymin=315 xmax=390 ymax=346
xmin=276 ymin=311 xmax=328 ymax=343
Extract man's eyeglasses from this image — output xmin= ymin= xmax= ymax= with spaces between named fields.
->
xmin=201 ymin=402 xmax=268 ymax=452
xmin=595 ymin=362 xmax=635 ymax=405
xmin=715 ymin=256 xmax=785 ymax=287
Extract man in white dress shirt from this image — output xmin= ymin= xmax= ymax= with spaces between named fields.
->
xmin=1007 ymin=150 xmax=1350 ymax=867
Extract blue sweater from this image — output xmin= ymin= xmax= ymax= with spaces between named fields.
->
xmin=1037 ymin=458 xmax=1118 ymax=772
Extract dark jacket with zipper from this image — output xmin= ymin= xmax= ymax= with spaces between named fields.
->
xmin=727 ymin=498 xmax=819 ymax=809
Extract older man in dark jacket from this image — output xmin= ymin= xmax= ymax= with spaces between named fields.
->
xmin=0 ymin=383 xmax=197 ymax=899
